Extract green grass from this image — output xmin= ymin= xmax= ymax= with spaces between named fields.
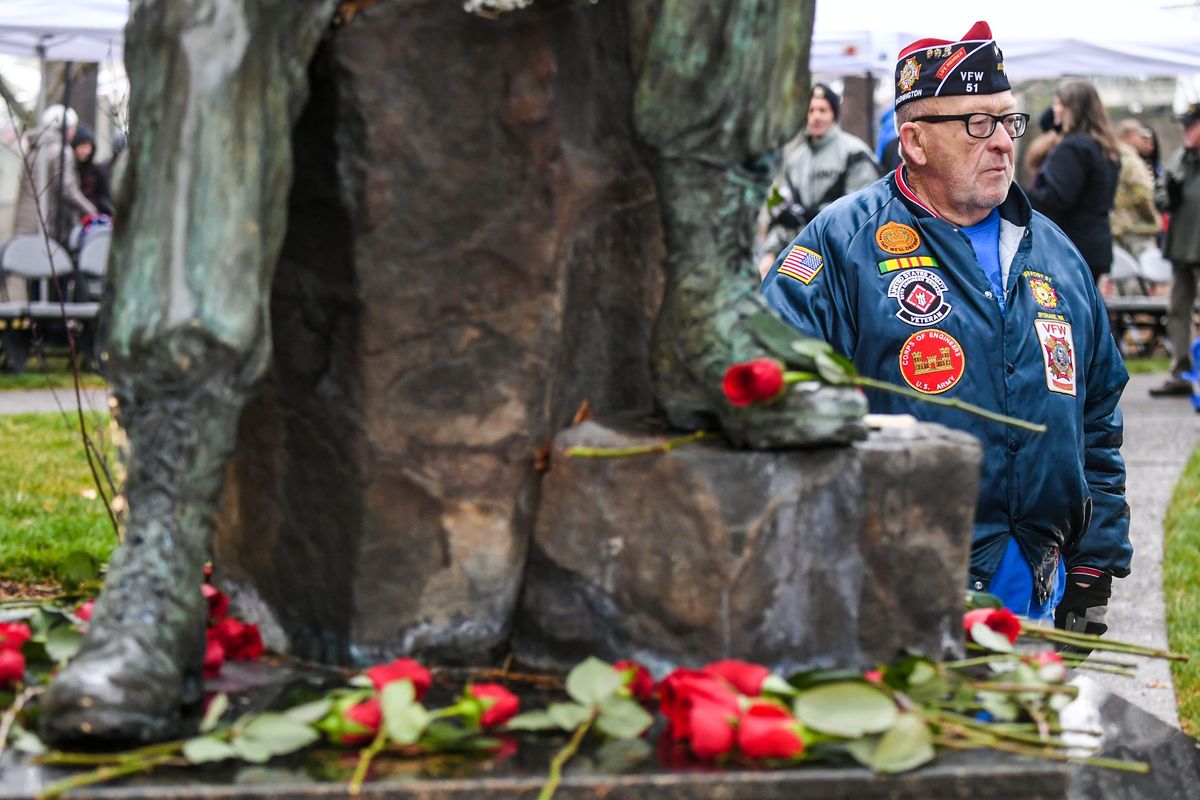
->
xmin=0 ymin=412 xmax=118 ymax=586
xmin=1164 ymin=446 xmax=1200 ymax=736
xmin=1123 ymin=355 xmax=1170 ymax=375
xmin=0 ymin=352 xmax=107 ymax=391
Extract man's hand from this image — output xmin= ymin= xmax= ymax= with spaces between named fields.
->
xmin=1054 ymin=573 xmax=1111 ymax=636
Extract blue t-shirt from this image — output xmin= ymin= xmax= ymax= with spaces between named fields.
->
xmin=962 ymin=208 xmax=1003 ymax=314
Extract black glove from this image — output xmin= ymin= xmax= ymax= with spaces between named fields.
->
xmin=1054 ymin=573 xmax=1111 ymax=637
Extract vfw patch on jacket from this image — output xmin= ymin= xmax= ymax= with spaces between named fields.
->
xmin=1035 ymin=319 xmax=1076 ymax=395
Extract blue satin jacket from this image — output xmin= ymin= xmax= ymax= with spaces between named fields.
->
xmin=762 ymin=168 xmax=1131 ymax=593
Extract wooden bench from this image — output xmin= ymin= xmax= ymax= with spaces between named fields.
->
xmin=1105 ymin=294 xmax=1169 ymax=359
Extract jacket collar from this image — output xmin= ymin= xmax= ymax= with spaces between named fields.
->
xmin=891 ymin=165 xmax=1033 ymax=228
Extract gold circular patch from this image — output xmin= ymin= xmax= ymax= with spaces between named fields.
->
xmin=875 ymin=222 xmax=921 ymax=255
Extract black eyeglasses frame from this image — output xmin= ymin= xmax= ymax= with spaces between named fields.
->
xmin=910 ymin=112 xmax=1031 ymax=139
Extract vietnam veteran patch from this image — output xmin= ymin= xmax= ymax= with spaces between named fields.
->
xmin=878 ymin=255 xmax=940 ymax=274
xmin=778 ymin=245 xmax=824 ymax=284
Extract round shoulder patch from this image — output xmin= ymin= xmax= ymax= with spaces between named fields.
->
xmin=876 ymin=222 xmax=921 ymax=255
xmin=898 ymin=329 xmax=965 ymax=394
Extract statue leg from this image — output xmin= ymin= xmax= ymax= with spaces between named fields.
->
xmin=632 ymin=0 xmax=868 ymax=448
xmin=40 ymin=0 xmax=337 ymax=745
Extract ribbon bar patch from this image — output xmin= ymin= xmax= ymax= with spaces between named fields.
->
xmin=878 ymin=255 xmax=940 ymax=274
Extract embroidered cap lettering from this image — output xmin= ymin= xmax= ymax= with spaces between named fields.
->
xmin=778 ymin=245 xmax=824 ymax=285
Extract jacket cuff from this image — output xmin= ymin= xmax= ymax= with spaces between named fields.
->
xmin=1068 ymin=565 xmax=1106 ymax=587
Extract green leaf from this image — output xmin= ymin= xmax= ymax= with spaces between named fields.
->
xmin=790 ymin=667 xmax=882 ymax=691
xmin=595 ymin=696 xmax=654 ymax=739
xmin=565 ymin=657 xmax=623 ymax=707
xmin=761 ymin=674 xmax=799 ymax=697
xmin=814 ymin=348 xmax=855 ymax=385
xmin=242 ymin=713 xmax=320 ymax=756
xmin=231 ymin=736 xmax=273 ymax=764
xmin=793 ymin=682 xmax=897 ymax=738
xmin=969 ymin=622 xmax=1014 ymax=653
xmin=867 ymin=713 xmax=935 ymax=773
xmin=183 ymin=736 xmax=239 ymax=764
xmin=348 ymin=674 xmax=374 ymax=688
xmin=504 ymin=710 xmax=561 ymax=731
xmin=59 ymin=550 xmax=100 ymax=589
xmin=548 ymin=702 xmax=592 ymax=730
xmin=746 ymin=313 xmax=813 ymax=366
xmin=201 ymin=693 xmax=230 ymax=733
xmin=380 ymin=681 xmax=429 ymax=746
xmin=966 ymin=590 xmax=1004 ymax=610
xmin=283 ymin=697 xmax=333 ymax=726
xmin=10 ymin=726 xmax=46 ymax=756
xmin=44 ymin=625 xmax=83 ymax=664
xmin=594 ymin=737 xmax=653 ymax=773
xmin=979 ymin=691 xmax=1019 ymax=722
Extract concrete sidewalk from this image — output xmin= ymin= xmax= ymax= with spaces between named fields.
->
xmin=0 ymin=372 xmax=1193 ymax=724
xmin=1085 ymin=371 xmax=1199 ymax=728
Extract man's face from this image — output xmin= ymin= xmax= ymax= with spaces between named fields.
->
xmin=1184 ymin=120 xmax=1200 ymax=151
xmin=807 ymin=97 xmax=835 ymax=139
xmin=915 ymin=91 xmax=1017 ymax=219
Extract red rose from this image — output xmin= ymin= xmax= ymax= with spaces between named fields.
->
xmin=202 ymin=638 xmax=225 ymax=679
xmin=202 ymin=584 xmax=229 ymax=623
xmin=366 ymin=658 xmax=432 ymax=700
xmin=341 ymin=698 xmax=382 ymax=745
xmin=703 ymin=659 xmax=770 ymax=697
xmin=0 ymin=648 xmax=24 ymax=688
xmin=721 ymin=359 xmax=786 ymax=408
xmin=659 ymin=669 xmax=740 ymax=741
xmin=863 ymin=669 xmax=883 ymax=684
xmin=75 ymin=600 xmax=95 ymax=623
xmin=0 ymin=621 xmax=31 ymax=652
xmin=469 ymin=683 xmax=520 ymax=727
xmin=614 ymin=659 xmax=656 ymax=703
xmin=207 ymin=618 xmax=264 ymax=661
xmin=1029 ymin=649 xmax=1066 ymax=682
xmin=688 ymin=699 xmax=738 ymax=760
xmin=737 ymin=702 xmax=804 ymax=759
xmin=963 ymin=607 xmax=1021 ymax=645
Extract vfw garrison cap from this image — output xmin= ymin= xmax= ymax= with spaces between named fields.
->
xmin=894 ymin=21 xmax=1010 ymax=109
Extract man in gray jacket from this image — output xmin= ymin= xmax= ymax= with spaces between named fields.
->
xmin=756 ymin=83 xmax=879 ymax=279
xmin=14 ymin=104 xmax=99 ymax=244
xmin=1151 ymin=103 xmax=1200 ymax=397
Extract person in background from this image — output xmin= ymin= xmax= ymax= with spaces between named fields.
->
xmin=876 ymin=106 xmax=902 ymax=174
xmin=1022 ymin=106 xmax=1060 ymax=184
xmin=762 ymin=21 xmax=1129 ymax=634
xmin=13 ymin=104 xmax=98 ymax=245
xmin=1111 ymin=120 xmax=1161 ymax=261
xmin=1149 ymin=103 xmax=1200 ymax=398
xmin=72 ymin=124 xmax=114 ymax=217
xmin=1028 ymin=80 xmax=1121 ymax=285
xmin=755 ymin=83 xmax=879 ymax=279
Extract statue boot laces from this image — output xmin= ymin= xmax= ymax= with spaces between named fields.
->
xmin=41 ymin=362 xmax=243 ymax=746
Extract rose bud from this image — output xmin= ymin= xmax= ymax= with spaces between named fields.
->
xmin=208 ymin=618 xmax=264 ymax=661
xmin=469 ymin=683 xmax=520 ymax=727
xmin=202 ymin=638 xmax=225 ymax=679
xmin=75 ymin=599 xmax=95 ymax=623
xmin=0 ymin=648 xmax=25 ymax=688
xmin=202 ymin=583 xmax=229 ymax=623
xmin=687 ymin=699 xmax=738 ymax=760
xmin=963 ymin=607 xmax=1021 ymax=645
xmin=614 ymin=659 xmax=656 ymax=703
xmin=703 ymin=659 xmax=770 ymax=697
xmin=737 ymin=702 xmax=804 ymax=759
xmin=0 ymin=621 xmax=31 ymax=652
xmin=722 ymin=359 xmax=786 ymax=407
xmin=366 ymin=657 xmax=433 ymax=700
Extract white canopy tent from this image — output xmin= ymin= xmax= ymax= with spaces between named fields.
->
xmin=813 ymin=0 xmax=1200 ymax=81
xmin=0 ymin=0 xmax=126 ymax=64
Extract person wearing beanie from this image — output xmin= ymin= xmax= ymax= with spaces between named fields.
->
xmin=755 ymin=82 xmax=879 ymax=278
xmin=13 ymin=104 xmax=98 ymax=245
xmin=763 ymin=21 xmax=1129 ymax=636
xmin=72 ymin=124 xmax=114 ymax=217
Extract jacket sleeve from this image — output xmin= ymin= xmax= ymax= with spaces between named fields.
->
xmin=1028 ymin=137 xmax=1092 ymax=216
xmin=759 ymin=215 xmax=859 ymax=360
xmin=1067 ymin=286 xmax=1132 ymax=581
xmin=52 ymin=146 xmax=99 ymax=219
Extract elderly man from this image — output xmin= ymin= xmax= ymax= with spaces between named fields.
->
xmin=762 ymin=21 xmax=1130 ymax=633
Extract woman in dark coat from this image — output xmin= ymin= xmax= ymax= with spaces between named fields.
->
xmin=72 ymin=124 xmax=114 ymax=217
xmin=1029 ymin=80 xmax=1121 ymax=284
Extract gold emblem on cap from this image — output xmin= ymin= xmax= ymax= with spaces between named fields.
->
xmin=876 ymin=222 xmax=921 ymax=255
xmin=898 ymin=57 xmax=921 ymax=93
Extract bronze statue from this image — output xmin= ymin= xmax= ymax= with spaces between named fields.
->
xmin=42 ymin=0 xmax=864 ymax=745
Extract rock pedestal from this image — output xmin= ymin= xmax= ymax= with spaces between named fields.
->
xmin=513 ymin=418 xmax=983 ymax=675
xmin=213 ymin=0 xmax=664 ymax=666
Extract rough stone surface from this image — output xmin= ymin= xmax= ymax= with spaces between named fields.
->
xmin=214 ymin=0 xmax=664 ymax=666
xmin=512 ymin=418 xmax=982 ymax=675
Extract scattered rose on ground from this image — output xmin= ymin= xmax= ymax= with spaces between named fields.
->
xmin=704 ymin=659 xmax=770 ymax=696
xmin=722 ymin=358 xmax=786 ymax=407
xmin=75 ymin=599 xmax=94 ymax=622
xmin=207 ymin=618 xmax=264 ymax=661
xmin=340 ymin=698 xmax=383 ymax=745
xmin=659 ymin=669 xmax=741 ymax=742
xmin=366 ymin=657 xmax=432 ymax=699
xmin=0 ymin=647 xmax=24 ymax=688
xmin=202 ymin=638 xmax=225 ymax=679
xmin=687 ymin=699 xmax=738 ymax=760
xmin=202 ymin=583 xmax=229 ymax=623
xmin=737 ymin=701 xmax=804 ymax=759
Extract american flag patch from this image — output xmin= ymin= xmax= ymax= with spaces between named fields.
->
xmin=778 ymin=246 xmax=824 ymax=284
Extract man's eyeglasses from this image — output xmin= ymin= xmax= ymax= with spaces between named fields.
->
xmin=911 ymin=112 xmax=1031 ymax=139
